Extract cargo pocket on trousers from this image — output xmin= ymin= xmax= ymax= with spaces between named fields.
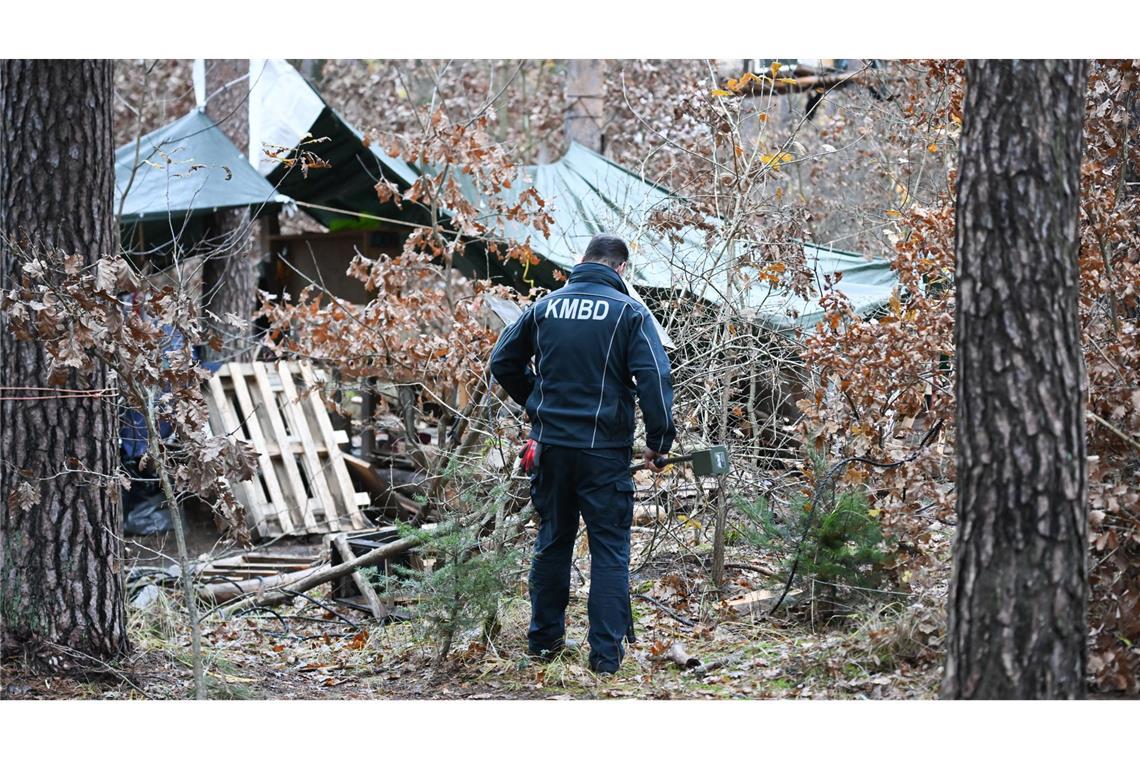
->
xmin=615 ymin=479 xmax=636 ymax=529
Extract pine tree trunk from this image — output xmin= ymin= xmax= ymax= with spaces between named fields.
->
xmin=0 ymin=60 xmax=128 ymax=668
xmin=943 ymin=59 xmax=1089 ymax=699
xmin=565 ymin=60 xmax=605 ymax=154
xmin=201 ymin=59 xmax=257 ymax=360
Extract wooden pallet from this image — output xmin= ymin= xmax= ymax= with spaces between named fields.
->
xmin=204 ymin=361 xmax=371 ymax=539
xmin=196 ymin=550 xmax=324 ymax=581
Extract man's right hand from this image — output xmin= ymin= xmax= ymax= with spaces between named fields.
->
xmin=641 ymin=447 xmax=665 ymax=473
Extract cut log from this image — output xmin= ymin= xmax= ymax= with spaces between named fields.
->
xmin=198 ymin=564 xmax=330 ymax=604
xmin=665 ymin=643 xmax=701 ymax=669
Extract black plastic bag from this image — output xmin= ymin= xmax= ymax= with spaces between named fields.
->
xmin=124 ymin=493 xmax=173 ymax=536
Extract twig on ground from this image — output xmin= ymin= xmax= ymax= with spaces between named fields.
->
xmin=634 ymin=593 xmax=697 ymax=628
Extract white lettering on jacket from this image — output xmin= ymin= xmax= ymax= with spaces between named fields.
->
xmin=544 ymin=298 xmax=610 ymax=321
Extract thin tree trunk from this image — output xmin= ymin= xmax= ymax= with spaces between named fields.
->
xmin=201 ymin=59 xmax=258 ymax=360
xmin=143 ymin=388 xmax=205 ymax=698
xmin=943 ymin=59 xmax=1089 ymax=699
xmin=0 ymin=60 xmax=128 ymax=668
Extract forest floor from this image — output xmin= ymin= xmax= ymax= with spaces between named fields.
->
xmin=0 ymin=591 xmax=945 ymax=700
xmin=1 ymin=516 xmax=951 ymax=700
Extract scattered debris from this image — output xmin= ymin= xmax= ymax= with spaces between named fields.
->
xmin=726 ymin=588 xmax=804 ymax=617
xmin=130 ymin=584 xmax=162 ymax=610
xmin=123 ymin=493 xmax=173 ymax=536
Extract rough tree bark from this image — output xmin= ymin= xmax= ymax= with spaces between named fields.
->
xmin=565 ymin=60 xmax=605 ymax=154
xmin=943 ymin=59 xmax=1090 ymax=699
xmin=201 ymin=59 xmax=258 ymax=360
xmin=0 ymin=60 xmax=128 ymax=668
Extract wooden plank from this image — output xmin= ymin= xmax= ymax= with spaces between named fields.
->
xmin=203 ymin=377 xmax=225 ymax=434
xmin=199 ymin=551 xmax=321 ymax=581
xmin=202 ymin=564 xmax=310 ymax=575
xmin=299 ymin=362 xmax=367 ymax=530
xmin=342 ymin=453 xmax=382 ymax=494
xmin=206 ymin=372 xmax=268 ymax=534
xmin=277 ymin=362 xmax=342 ymax=532
xmin=200 ymin=568 xmax=295 ymax=579
xmin=259 ymin=438 xmax=348 ymax=457
xmin=332 ymin=534 xmax=385 ymax=620
xmin=218 ymin=552 xmax=322 ymax=565
xmin=208 ymin=559 xmax=313 ymax=570
xmin=217 ymin=364 xmax=255 ymax=379
xmin=251 ymin=362 xmax=319 ymax=533
xmin=227 ymin=362 xmax=296 ymax=536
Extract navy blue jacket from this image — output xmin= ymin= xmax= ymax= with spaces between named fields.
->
xmin=490 ymin=262 xmax=676 ymax=453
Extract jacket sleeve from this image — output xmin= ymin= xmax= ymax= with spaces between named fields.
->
xmin=489 ymin=307 xmax=537 ymax=409
xmin=628 ymin=307 xmax=676 ymax=454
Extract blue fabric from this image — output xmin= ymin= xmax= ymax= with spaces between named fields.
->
xmin=117 ymin=319 xmax=193 ymax=458
xmin=527 ymin=444 xmax=635 ymax=673
xmin=120 ymin=409 xmax=150 ymax=460
xmin=490 ymin=262 xmax=676 ymax=454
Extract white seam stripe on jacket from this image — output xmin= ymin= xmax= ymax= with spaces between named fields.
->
xmin=591 ymin=302 xmax=629 ymax=447
xmin=532 ymin=306 xmax=544 ymax=438
xmin=638 ymin=317 xmax=668 ymax=449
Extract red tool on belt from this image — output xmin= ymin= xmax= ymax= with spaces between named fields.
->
xmin=519 ymin=439 xmax=540 ymax=475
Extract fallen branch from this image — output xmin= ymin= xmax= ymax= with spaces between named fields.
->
xmin=213 ymin=531 xmax=431 ymax=617
xmin=634 ymin=593 xmax=697 ymax=628
xmin=331 ymin=533 xmax=387 ymax=620
xmin=723 ymin=562 xmax=778 ymax=578
xmin=1088 ymin=410 xmax=1140 ymax=453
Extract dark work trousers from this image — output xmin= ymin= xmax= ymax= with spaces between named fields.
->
xmin=528 ymin=444 xmax=635 ymax=673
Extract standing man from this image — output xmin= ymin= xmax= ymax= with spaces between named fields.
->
xmin=490 ymin=234 xmax=675 ymax=675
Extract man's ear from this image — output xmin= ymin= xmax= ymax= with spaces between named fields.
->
xmin=616 ymin=261 xmax=627 ymax=276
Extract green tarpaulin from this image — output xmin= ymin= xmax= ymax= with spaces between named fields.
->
xmin=115 ymin=109 xmax=283 ymax=224
xmin=440 ymin=141 xmax=899 ymax=329
xmin=246 ymin=61 xmax=898 ymax=330
xmin=115 ymin=59 xmax=899 ymax=331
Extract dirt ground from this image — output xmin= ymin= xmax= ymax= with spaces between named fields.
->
xmin=2 ymin=507 xmax=948 ymax=700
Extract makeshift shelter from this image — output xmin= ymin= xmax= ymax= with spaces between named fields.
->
xmin=243 ymin=60 xmax=900 ymax=331
xmin=115 ymin=59 xmax=899 ymax=333
xmin=115 ymin=108 xmax=286 ymax=249
xmin=440 ymin=140 xmax=898 ymax=330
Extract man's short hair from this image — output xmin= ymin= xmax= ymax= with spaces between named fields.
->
xmin=582 ymin=234 xmax=629 ymax=269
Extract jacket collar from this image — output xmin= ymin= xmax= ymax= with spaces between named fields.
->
xmin=567 ymin=262 xmax=629 ymax=296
